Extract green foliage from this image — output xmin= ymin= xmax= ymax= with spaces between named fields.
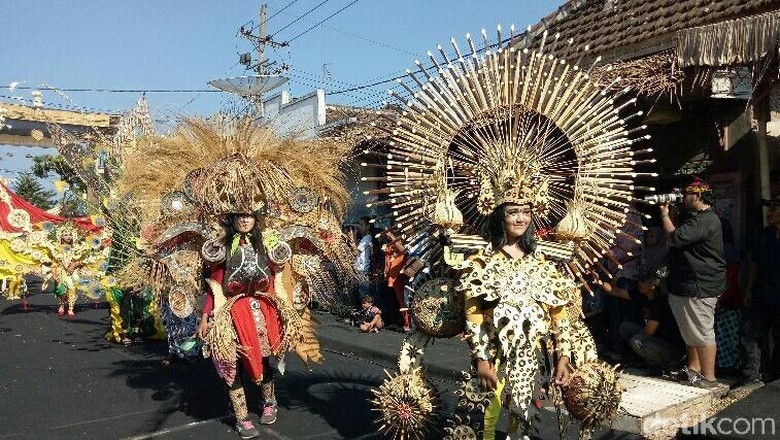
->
xmin=12 ymin=171 xmax=56 ymax=210
xmin=60 ymin=190 xmax=88 ymax=217
xmin=31 ymin=155 xmax=85 ymax=192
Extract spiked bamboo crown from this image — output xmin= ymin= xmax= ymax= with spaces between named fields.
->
xmin=364 ymin=28 xmax=654 ymax=285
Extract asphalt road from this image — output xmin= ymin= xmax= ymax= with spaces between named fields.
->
xmin=0 ymin=290 xmax=464 ymax=440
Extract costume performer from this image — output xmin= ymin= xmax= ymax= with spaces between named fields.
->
xmin=0 ymin=177 xmax=104 ymax=305
xmin=41 ymin=222 xmax=109 ymax=318
xmin=368 ymin=29 xmax=654 ymax=439
xmin=117 ymin=118 xmax=357 ymax=438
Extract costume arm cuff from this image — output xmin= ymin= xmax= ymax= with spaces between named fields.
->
xmin=550 ymin=305 xmax=572 ymax=358
xmin=465 ymin=319 xmax=496 ymax=361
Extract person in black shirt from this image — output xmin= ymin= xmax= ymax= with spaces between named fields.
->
xmin=602 ymin=269 xmax=685 ymax=370
xmin=660 ymin=176 xmax=726 ymax=389
xmin=738 ymin=195 xmax=780 ymax=386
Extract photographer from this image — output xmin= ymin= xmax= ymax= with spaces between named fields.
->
xmin=659 ymin=176 xmax=726 ymax=389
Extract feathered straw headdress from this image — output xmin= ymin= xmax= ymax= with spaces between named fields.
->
xmin=118 ymin=117 xmax=352 ymax=222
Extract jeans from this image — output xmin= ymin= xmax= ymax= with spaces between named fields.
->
xmin=619 ymin=321 xmax=685 ymax=369
xmin=740 ymin=302 xmax=780 ymax=381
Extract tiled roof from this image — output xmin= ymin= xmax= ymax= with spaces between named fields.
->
xmin=526 ymin=0 xmax=780 ymax=62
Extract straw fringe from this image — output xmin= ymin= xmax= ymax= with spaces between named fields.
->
xmin=677 ymin=11 xmax=780 ymax=67
xmin=118 ymin=118 xmax=352 ymax=222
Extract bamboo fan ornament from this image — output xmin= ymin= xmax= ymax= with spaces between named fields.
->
xmin=363 ymin=27 xmax=652 ymax=285
xmin=429 ymin=158 xmax=463 ymax=230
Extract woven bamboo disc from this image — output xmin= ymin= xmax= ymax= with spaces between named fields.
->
xmin=169 ymin=286 xmax=194 ymax=319
xmin=564 ymin=361 xmax=623 ymax=427
xmin=410 ymin=277 xmax=464 ymax=338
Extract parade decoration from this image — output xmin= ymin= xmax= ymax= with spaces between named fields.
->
xmin=564 ymin=361 xmax=623 ymax=431
xmin=0 ymin=177 xmax=108 ymax=305
xmin=365 ymin=27 xmax=651 ymax=438
xmin=372 ymin=368 xmax=438 ymax=440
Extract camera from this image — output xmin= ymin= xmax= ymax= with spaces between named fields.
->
xmin=643 ymin=191 xmax=682 ymax=204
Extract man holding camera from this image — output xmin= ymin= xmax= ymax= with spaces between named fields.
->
xmin=659 ymin=176 xmax=726 ymax=389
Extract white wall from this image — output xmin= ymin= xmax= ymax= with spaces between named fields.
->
xmin=260 ymin=89 xmax=326 ymax=140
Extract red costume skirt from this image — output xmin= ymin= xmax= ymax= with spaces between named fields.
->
xmin=230 ymin=295 xmax=284 ymax=383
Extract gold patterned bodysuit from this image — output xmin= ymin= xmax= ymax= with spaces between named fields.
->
xmin=457 ymin=249 xmax=576 ymax=418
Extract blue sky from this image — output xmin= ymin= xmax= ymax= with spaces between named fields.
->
xmin=1 ymin=0 xmax=562 ymax=181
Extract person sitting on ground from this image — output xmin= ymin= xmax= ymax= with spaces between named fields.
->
xmin=355 ymin=295 xmax=384 ymax=333
xmin=602 ymin=268 xmax=685 ymax=372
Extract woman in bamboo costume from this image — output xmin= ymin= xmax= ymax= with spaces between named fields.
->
xmin=462 ymin=198 xmax=576 ymax=437
xmin=118 ymin=118 xmax=358 ymax=439
xmin=369 ymin=29 xmax=649 ymax=440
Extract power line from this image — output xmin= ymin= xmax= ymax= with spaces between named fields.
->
xmin=272 ymin=0 xmax=332 ymax=37
xmin=267 ymin=3 xmax=419 ymax=57
xmin=287 ymin=0 xmax=361 ymax=43
xmin=0 ymin=94 xmax=119 ymax=114
xmin=328 ymin=72 xmax=405 ymax=95
xmin=319 ymin=24 xmax=418 ymax=57
xmin=0 ymin=85 xmax=219 ymax=94
xmin=328 ymin=32 xmax=514 ymax=97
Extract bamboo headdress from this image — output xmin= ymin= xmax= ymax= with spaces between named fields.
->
xmin=365 ymin=29 xmax=654 ymax=284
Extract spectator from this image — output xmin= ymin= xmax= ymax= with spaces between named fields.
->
xmin=641 ymin=226 xmax=669 ymax=276
xmin=602 ymin=269 xmax=685 ymax=371
xmin=355 ymin=217 xmax=374 ymax=297
xmin=342 ymin=224 xmax=358 ymax=253
xmin=383 ymin=230 xmax=410 ymax=332
xmin=356 ymin=295 xmax=384 ymax=333
xmin=737 ymin=195 xmax=780 ymax=387
xmin=603 ymin=209 xmax=646 ymax=360
xmin=661 ymin=176 xmax=726 ymax=389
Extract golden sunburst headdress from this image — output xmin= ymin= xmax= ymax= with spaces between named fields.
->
xmin=365 ymin=30 xmax=655 ymax=285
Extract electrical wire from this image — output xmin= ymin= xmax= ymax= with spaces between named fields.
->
xmin=287 ymin=0 xmax=361 ymax=43
xmin=272 ymin=0 xmax=332 ymax=37
xmin=245 ymin=0 xmax=302 ymax=34
xmin=0 ymin=85 xmax=219 ymax=94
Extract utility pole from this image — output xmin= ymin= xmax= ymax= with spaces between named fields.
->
xmin=238 ymin=3 xmax=289 ymax=116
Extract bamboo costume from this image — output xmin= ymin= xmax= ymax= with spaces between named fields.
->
xmin=368 ymin=28 xmax=648 ymax=440
xmin=117 ymin=117 xmax=358 ymax=434
xmin=459 ymin=250 xmax=576 ymax=418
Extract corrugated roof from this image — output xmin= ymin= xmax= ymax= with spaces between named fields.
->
xmin=524 ymin=0 xmax=780 ymax=62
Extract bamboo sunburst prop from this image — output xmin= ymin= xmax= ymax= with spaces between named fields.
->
xmin=363 ymin=28 xmax=656 ymax=286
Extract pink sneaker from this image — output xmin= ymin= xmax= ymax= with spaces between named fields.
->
xmin=259 ymin=401 xmax=277 ymax=425
xmin=234 ymin=419 xmax=259 ymax=439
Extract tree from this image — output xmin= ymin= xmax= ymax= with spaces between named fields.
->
xmin=12 ymin=171 xmax=56 ymax=210
xmin=31 ymin=154 xmax=85 ymax=192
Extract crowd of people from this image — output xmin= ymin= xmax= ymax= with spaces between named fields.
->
xmin=591 ymin=176 xmax=780 ymax=390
